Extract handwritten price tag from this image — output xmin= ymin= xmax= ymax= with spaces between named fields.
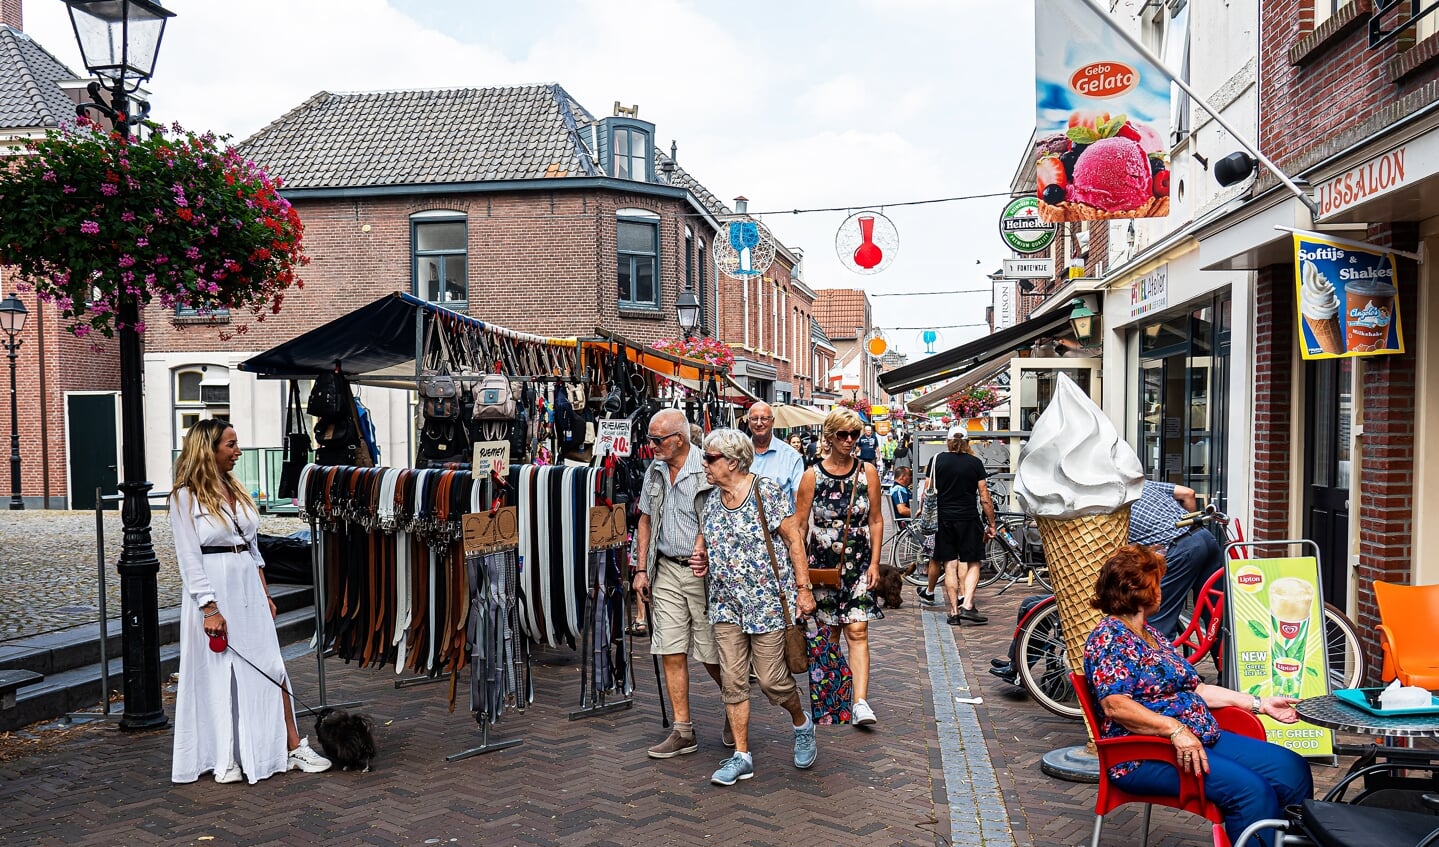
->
xmin=472 ymin=440 xmax=510 ymax=475
xmin=596 ymin=420 xmax=632 ymax=457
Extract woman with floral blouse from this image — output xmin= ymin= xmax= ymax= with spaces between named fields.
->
xmin=1082 ymin=545 xmax=1312 ymax=847
xmin=689 ymin=428 xmax=818 ymax=787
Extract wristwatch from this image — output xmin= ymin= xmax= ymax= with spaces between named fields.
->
xmin=798 ymin=583 xmax=814 ymax=591
xmin=1250 ymin=695 xmax=1262 ymax=714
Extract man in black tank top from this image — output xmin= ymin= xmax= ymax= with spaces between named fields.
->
xmin=924 ymin=428 xmax=997 ymax=625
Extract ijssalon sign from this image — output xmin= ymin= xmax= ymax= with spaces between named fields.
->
xmin=1292 ymin=232 xmax=1403 ymax=360
xmin=1034 ymin=0 xmax=1173 ymax=222
xmin=1315 ymin=146 xmax=1407 ymax=219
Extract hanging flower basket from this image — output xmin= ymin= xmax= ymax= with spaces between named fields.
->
xmin=946 ymin=384 xmax=1002 ymax=419
xmin=0 ymin=119 xmax=307 ymax=340
xmin=836 ymin=397 xmax=869 ymax=413
xmin=649 ymin=336 xmax=735 ymax=371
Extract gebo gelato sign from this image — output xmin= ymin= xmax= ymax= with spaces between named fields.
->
xmin=1293 ymin=233 xmax=1403 ymax=360
xmin=1034 ymin=0 xmax=1172 ymax=222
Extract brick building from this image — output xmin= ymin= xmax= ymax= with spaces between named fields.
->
xmin=137 ymin=84 xmax=811 ymax=494
xmin=0 ymin=6 xmax=122 ymax=509
xmin=813 ymin=288 xmax=881 ymax=403
xmin=1195 ymin=0 xmax=1439 ymax=658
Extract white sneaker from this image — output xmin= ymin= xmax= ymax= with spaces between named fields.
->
xmin=852 ymin=699 xmax=878 ymax=727
xmin=214 ymin=763 xmax=243 ymax=784
xmin=287 ymin=737 xmax=332 ymax=774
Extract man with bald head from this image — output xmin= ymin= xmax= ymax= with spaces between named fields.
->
xmin=633 ymin=408 xmax=727 ymax=758
xmin=747 ymin=402 xmax=805 ymax=507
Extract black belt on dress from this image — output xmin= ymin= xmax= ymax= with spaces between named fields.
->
xmin=201 ymin=544 xmax=246 ymax=555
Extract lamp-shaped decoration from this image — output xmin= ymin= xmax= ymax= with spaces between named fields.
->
xmin=0 ymin=293 xmax=27 ymax=337
xmin=1068 ymin=298 xmax=1099 ymax=348
xmin=676 ymin=284 xmax=701 ymax=339
xmin=65 ymin=0 xmax=173 ymax=86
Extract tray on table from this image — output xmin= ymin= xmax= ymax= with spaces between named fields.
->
xmin=1333 ymin=687 xmax=1439 ymax=718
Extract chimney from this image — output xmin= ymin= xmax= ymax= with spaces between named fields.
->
xmin=1 ymin=0 xmax=22 ymax=31
xmin=734 ymin=196 xmax=748 ymax=215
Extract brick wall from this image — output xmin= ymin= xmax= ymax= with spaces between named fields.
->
xmin=1351 ymin=222 xmax=1419 ymax=672
xmin=1 ymin=0 xmax=20 ymax=30
xmin=1250 ymin=263 xmax=1295 ymax=545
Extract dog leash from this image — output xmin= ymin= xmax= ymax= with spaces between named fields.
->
xmin=209 ymin=635 xmax=322 ymax=717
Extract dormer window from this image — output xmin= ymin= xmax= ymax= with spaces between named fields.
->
xmin=613 ymin=126 xmax=648 ymax=181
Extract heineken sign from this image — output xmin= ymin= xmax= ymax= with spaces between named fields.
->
xmin=999 ymin=195 xmax=1056 ymax=254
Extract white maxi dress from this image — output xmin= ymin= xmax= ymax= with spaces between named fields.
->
xmin=170 ymin=488 xmax=290 ymax=784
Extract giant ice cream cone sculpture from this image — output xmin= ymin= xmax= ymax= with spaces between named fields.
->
xmin=1014 ymin=375 xmax=1145 ymax=744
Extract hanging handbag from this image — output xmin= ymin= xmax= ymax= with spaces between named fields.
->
xmin=755 ymin=482 xmax=809 ymax=675
xmin=919 ymin=456 xmax=939 ymax=534
xmin=276 ymin=380 xmax=310 ymax=499
xmin=419 ymin=318 xmax=461 ymax=419
xmin=808 ymin=461 xmax=864 ymax=588
xmin=307 ymin=369 xmax=343 ymax=418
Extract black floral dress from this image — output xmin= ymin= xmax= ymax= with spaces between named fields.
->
xmin=808 ymin=460 xmax=883 ymax=625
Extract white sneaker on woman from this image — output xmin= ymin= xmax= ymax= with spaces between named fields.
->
xmin=214 ymin=763 xmax=243 ymax=784
xmin=287 ymin=737 xmax=332 ymax=773
xmin=852 ymin=700 xmax=878 ymax=727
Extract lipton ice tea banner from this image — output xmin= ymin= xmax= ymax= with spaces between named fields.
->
xmin=1294 ymin=233 xmax=1404 ymax=360
xmin=1034 ymin=0 xmax=1173 ymax=222
xmin=1226 ymin=558 xmax=1334 ymax=757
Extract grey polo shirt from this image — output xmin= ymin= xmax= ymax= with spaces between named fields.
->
xmin=638 ymin=444 xmax=707 ymax=559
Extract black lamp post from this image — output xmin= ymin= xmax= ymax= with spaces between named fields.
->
xmin=676 ymin=284 xmax=701 ymax=339
xmin=67 ymin=0 xmax=174 ymax=732
xmin=0 ymin=293 xmax=27 ymax=511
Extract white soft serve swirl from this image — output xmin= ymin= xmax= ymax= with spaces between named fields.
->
xmin=1014 ymin=374 xmax=1145 ymax=519
xmin=1299 ymin=260 xmax=1339 ymax=321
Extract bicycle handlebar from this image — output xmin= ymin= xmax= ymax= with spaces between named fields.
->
xmin=1175 ymin=504 xmax=1229 ymax=529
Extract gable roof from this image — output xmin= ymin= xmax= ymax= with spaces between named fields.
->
xmin=814 ymin=289 xmax=870 ymax=340
xmin=238 ymin=84 xmax=599 ymax=190
xmin=0 ymin=25 xmax=80 ymax=132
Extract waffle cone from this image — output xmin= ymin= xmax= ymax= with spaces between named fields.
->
xmin=1305 ymin=315 xmax=1345 ymax=355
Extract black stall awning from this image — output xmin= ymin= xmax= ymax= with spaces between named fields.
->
xmin=878 ymin=310 xmax=1071 ymax=395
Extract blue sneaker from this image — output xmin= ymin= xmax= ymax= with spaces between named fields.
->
xmin=793 ymin=724 xmax=817 ymax=769
xmin=710 ymin=753 xmax=754 ymax=786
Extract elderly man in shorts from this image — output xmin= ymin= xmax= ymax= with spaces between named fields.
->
xmin=632 ymin=408 xmax=729 ymax=758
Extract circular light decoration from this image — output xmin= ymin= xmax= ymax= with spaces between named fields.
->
xmin=714 ymin=218 xmax=777 ymax=279
xmin=865 ymin=333 xmax=888 ymax=358
xmin=835 ymin=210 xmax=899 ymax=275
xmin=915 ymin=329 xmax=945 ymax=355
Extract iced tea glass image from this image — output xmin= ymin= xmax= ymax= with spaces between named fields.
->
xmin=1268 ymin=577 xmax=1316 ymax=698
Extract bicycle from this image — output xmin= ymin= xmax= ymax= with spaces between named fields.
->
xmin=978 ymin=511 xmax=1051 ymax=593
xmin=996 ymin=509 xmax=1367 ymax=719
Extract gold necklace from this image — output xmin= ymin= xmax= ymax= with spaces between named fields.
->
xmin=1119 ymin=616 xmax=1156 ymax=648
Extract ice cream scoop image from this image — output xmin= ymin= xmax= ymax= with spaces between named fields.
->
xmin=1014 ymin=374 xmax=1145 ymax=520
xmin=1300 ymin=260 xmax=1345 ymax=354
xmin=1068 ymin=137 xmax=1154 ymax=213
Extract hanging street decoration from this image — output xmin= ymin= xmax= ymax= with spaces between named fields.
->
xmin=835 ymin=210 xmax=899 ymax=274
xmin=865 ymin=332 xmax=889 ymax=358
xmin=915 ymin=329 xmax=944 ymax=355
xmin=715 ymin=218 xmax=777 ymax=279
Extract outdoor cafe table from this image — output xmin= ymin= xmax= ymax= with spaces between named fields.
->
xmin=1296 ymin=694 xmax=1439 ymax=809
xmin=1295 ymin=694 xmax=1439 ymax=740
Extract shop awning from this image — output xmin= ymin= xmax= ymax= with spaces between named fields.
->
xmin=905 ymin=358 xmax=1011 ymax=413
xmin=878 ymin=310 xmax=1072 ymax=395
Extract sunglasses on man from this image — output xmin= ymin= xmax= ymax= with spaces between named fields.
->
xmin=645 ymin=431 xmax=682 ymax=444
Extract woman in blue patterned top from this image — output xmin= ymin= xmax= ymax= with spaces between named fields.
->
xmin=691 ymin=428 xmax=818 ymax=787
xmin=1082 ymin=545 xmax=1312 ymax=847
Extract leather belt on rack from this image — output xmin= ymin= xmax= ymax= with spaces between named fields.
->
xmin=201 ymin=544 xmax=246 ymax=555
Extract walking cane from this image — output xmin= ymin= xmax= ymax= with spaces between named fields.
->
xmin=648 ymin=601 xmax=669 ymax=728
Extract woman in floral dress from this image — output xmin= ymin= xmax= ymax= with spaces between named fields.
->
xmin=794 ymin=408 xmax=886 ymax=727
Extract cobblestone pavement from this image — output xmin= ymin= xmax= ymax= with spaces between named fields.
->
xmin=0 ymin=509 xmax=305 ymax=642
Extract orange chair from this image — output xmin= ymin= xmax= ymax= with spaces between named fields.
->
xmin=1374 ymin=581 xmax=1439 ymax=689
xmin=1071 ymin=672 xmax=1266 ymax=847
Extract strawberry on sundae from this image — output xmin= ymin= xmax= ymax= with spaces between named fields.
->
xmin=1036 ymin=111 xmax=1170 ymax=222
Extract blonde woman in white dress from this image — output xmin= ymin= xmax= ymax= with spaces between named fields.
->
xmin=169 ymin=418 xmax=331 ymax=785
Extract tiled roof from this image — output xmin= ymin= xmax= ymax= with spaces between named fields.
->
xmin=657 ymin=152 xmax=732 ymax=219
xmin=238 ymin=84 xmax=596 ymax=189
xmin=811 ymin=317 xmax=832 ymax=345
xmin=0 ymin=25 xmax=79 ymax=131
xmin=814 ymin=289 xmax=869 ymax=340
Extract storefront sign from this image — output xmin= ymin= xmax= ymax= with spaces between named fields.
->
xmin=999 ymin=196 xmax=1057 ymax=254
xmin=993 ymin=279 xmax=1019 ymax=330
xmin=596 ymin=419 xmax=633 ymax=457
xmin=1226 ymin=557 xmax=1335 ymax=757
xmin=1003 ymin=258 xmax=1054 ymax=279
xmin=1315 ymin=146 xmax=1407 ymax=219
xmin=1293 ymin=233 xmax=1403 ymax=359
xmin=1129 ymin=264 xmax=1168 ymax=318
xmin=472 ymin=440 xmax=510 ymax=476
xmin=1034 ymin=0 xmax=1171 ymax=222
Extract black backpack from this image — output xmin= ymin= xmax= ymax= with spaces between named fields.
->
xmin=307 ymin=370 xmax=344 ymax=418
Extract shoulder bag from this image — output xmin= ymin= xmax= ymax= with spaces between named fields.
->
xmin=755 ymin=479 xmax=809 ymax=675
xmin=276 ymin=379 xmax=311 ymax=499
xmin=808 ymin=460 xmax=863 ymax=588
xmin=919 ymin=456 xmax=939 ymax=534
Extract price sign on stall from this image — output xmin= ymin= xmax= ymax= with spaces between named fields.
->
xmin=472 ymin=440 xmax=510 ymax=476
xmin=596 ymin=420 xmax=633 ymax=457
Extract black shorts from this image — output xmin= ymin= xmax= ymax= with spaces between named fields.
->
xmin=934 ymin=518 xmax=984 ymax=563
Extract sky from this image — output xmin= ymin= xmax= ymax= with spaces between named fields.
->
xmin=22 ymin=0 xmax=1037 ymax=360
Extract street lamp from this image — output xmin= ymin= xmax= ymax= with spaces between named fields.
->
xmin=0 ymin=293 xmax=28 ymax=511
xmin=1068 ymin=298 xmax=1100 ymax=348
xmin=676 ymin=284 xmax=701 ymax=339
xmin=67 ymin=0 xmax=174 ymax=733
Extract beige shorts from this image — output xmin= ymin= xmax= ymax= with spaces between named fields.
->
xmin=649 ymin=557 xmax=718 ymax=665
xmin=713 ymin=623 xmax=799 ymax=706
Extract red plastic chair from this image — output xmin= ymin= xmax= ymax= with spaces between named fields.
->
xmin=1070 ymin=672 xmax=1266 ymax=847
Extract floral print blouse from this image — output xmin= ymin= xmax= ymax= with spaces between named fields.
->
xmin=1082 ymin=616 xmax=1219 ymax=778
xmin=700 ymin=475 xmax=797 ymax=634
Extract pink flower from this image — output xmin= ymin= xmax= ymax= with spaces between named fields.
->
xmin=80 ymin=220 xmax=99 ymax=235
xmin=121 ymin=211 xmax=136 ymax=223
xmin=100 ymin=183 xmax=118 ymax=196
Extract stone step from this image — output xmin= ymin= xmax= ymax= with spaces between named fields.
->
xmin=0 ymin=603 xmax=316 ymax=732
xmin=0 ymin=584 xmax=312 ymax=677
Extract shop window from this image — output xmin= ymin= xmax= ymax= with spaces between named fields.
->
xmin=412 ymin=212 xmax=467 ymax=304
xmin=617 ymin=212 xmax=659 ymax=310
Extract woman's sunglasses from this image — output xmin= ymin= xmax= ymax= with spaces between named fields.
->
xmin=833 ymin=430 xmax=861 ymax=440
xmin=702 ymin=452 xmax=727 ymax=464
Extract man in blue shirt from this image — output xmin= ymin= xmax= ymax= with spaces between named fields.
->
xmin=856 ymin=425 xmax=879 ymax=466
xmin=888 ymin=466 xmax=913 ymax=523
xmin=747 ymin=401 xmax=805 ymax=507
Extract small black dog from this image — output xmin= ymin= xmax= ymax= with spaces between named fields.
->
xmin=874 ymin=564 xmax=905 ymax=609
xmin=314 ymin=707 xmax=377 ymax=772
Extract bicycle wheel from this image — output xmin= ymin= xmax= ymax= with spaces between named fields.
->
xmin=1029 ymin=561 xmax=1053 ymax=592
xmin=1322 ymin=604 xmax=1367 ymax=691
xmin=1015 ymin=602 xmax=1082 ymax=719
xmin=977 ymin=536 xmax=1009 ymax=588
xmin=890 ymin=526 xmax=926 ymax=575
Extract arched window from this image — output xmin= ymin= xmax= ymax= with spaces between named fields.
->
xmin=172 ymin=364 xmax=229 ymax=448
xmin=411 ymin=210 xmax=468 ymax=304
